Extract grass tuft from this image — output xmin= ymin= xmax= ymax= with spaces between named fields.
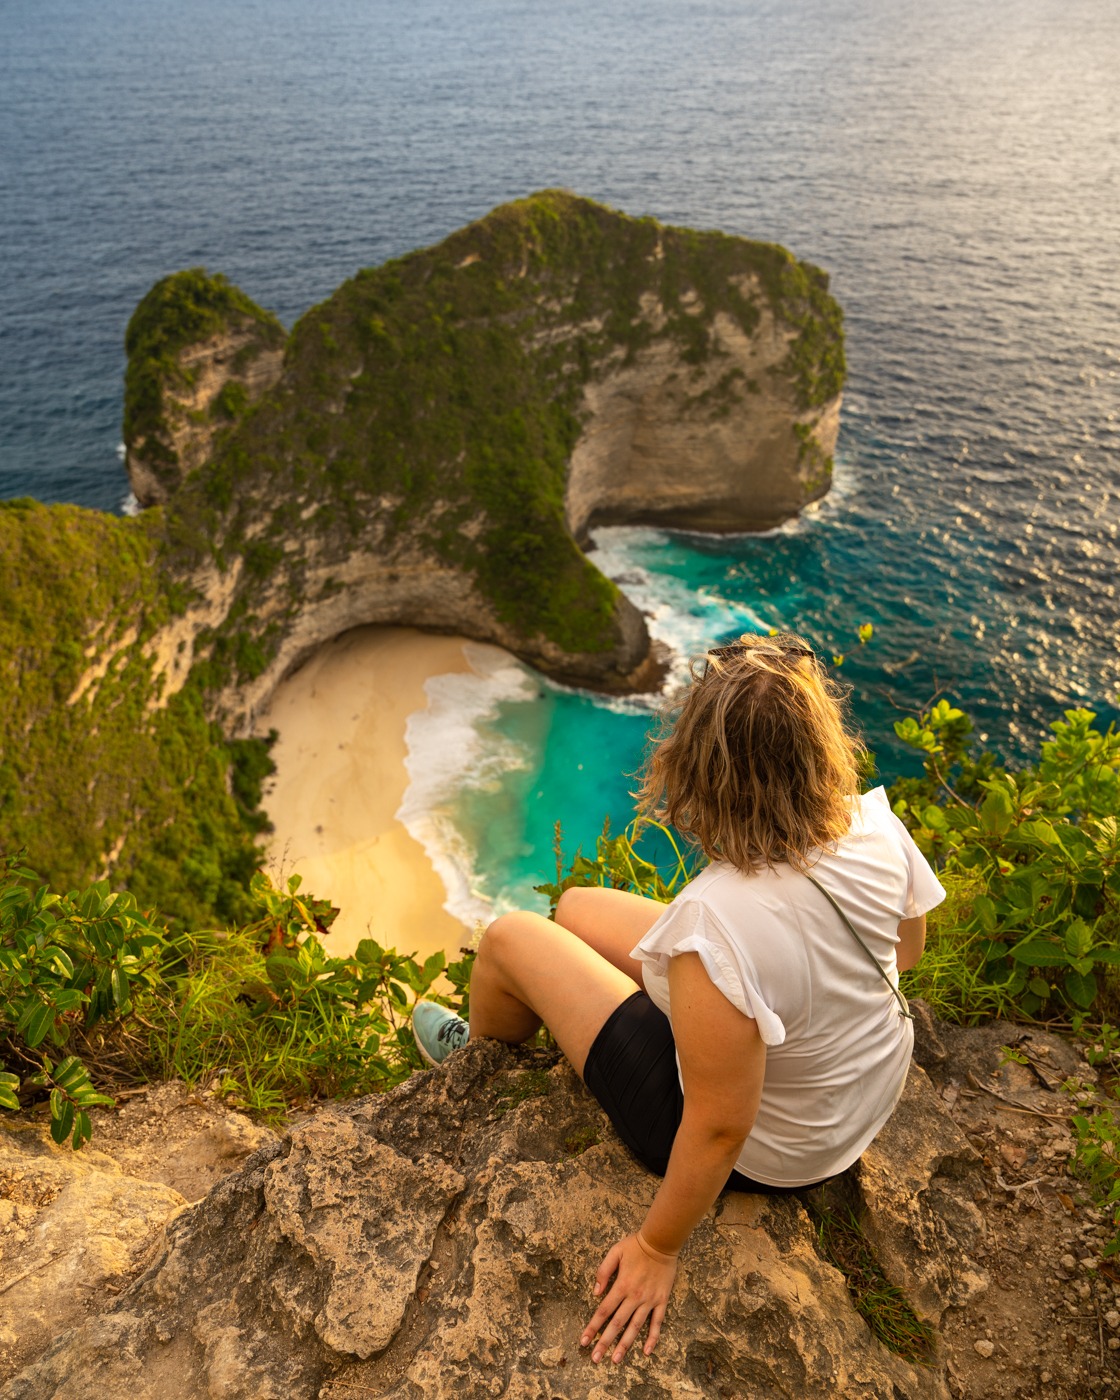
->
xmin=807 ymin=1199 xmax=936 ymax=1365
xmin=899 ymin=872 xmax=1021 ymax=1024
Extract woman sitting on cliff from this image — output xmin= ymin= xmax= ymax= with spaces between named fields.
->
xmin=412 ymin=633 xmax=944 ymax=1366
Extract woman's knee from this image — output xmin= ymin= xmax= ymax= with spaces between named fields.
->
xmin=554 ymin=884 xmax=600 ymax=937
xmin=478 ymin=910 xmax=539 ymax=966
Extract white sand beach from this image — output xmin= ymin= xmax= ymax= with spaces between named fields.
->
xmin=256 ymin=627 xmax=476 ymax=961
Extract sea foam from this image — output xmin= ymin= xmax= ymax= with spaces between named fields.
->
xmin=396 ymin=643 xmax=541 ymax=932
xmin=585 ymin=526 xmax=773 ymax=707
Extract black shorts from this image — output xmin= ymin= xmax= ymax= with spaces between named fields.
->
xmin=581 ymin=990 xmax=814 ymax=1195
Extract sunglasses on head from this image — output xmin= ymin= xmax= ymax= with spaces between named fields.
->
xmin=702 ymin=633 xmax=816 ymax=676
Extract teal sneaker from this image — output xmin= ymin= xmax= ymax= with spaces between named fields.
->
xmin=412 ymin=1001 xmax=470 ymax=1068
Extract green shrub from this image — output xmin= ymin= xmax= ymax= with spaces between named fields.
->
xmin=535 ymin=816 xmax=695 ymax=912
xmin=144 ymin=871 xmax=472 ymax=1119
xmin=890 ymin=703 xmax=1120 ymax=1022
xmin=0 ymin=859 xmax=472 ymax=1143
xmin=0 ymin=853 xmax=158 ymax=1145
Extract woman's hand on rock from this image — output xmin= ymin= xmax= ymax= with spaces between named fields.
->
xmin=580 ymin=1232 xmax=677 ymax=1364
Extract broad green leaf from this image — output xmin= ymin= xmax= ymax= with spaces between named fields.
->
xmin=49 ymin=1100 xmax=74 ymax=1144
xmin=1064 ymin=968 xmax=1098 ymax=1010
xmin=73 ymin=1085 xmax=115 ymax=1108
xmin=929 ymin=700 xmax=964 ymax=725
xmin=42 ymin=946 xmax=75 ymax=978
xmin=1007 ymin=940 xmax=1070 ymax=968
xmin=77 ymin=886 xmax=98 ymax=918
xmin=1065 ymin=919 xmax=1094 ymax=959
xmin=979 ymin=786 xmax=1016 ymax=837
xmin=971 ymin=895 xmax=999 ymax=934
xmin=52 ymin=1056 xmax=89 ymax=1092
xmin=1028 ymin=977 xmax=1052 ymax=999
xmin=1094 ymin=815 xmax=1118 ymax=849
xmin=355 ymin=939 xmax=385 ymax=967
xmin=19 ymin=999 xmax=55 ymax=1047
xmin=72 ymin=1109 xmax=92 ymax=1149
xmin=1018 ymin=819 xmax=1066 ymax=853
xmin=421 ymin=951 xmax=446 ymax=984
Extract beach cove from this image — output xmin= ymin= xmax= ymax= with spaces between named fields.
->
xmin=256 ymin=627 xmax=478 ymax=962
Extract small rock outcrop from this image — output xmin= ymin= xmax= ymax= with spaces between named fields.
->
xmin=123 ymin=271 xmax=285 ymax=508
xmin=6 ymin=1041 xmax=981 ymax=1400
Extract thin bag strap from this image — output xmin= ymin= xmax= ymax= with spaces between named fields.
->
xmin=802 ymin=870 xmax=913 ymax=1020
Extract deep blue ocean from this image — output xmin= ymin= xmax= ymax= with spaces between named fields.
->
xmin=3 ymin=0 xmax=1118 ymax=917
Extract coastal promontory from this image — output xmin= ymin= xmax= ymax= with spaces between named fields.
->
xmin=127 ymin=190 xmax=843 ymax=724
xmin=0 ymin=192 xmax=844 ymax=918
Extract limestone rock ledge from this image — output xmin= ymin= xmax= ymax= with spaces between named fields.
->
xmin=0 ymin=1087 xmax=278 ymax=1386
xmin=5 ymin=1042 xmax=982 ymax=1400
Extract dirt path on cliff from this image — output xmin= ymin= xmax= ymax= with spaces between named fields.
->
xmin=913 ymin=1017 xmax=1119 ymax=1397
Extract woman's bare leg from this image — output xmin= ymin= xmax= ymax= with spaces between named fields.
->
xmin=468 ymin=910 xmax=641 ymax=1080
xmin=554 ymin=886 xmax=669 ymax=987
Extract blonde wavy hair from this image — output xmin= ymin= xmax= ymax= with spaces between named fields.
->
xmin=636 ymin=634 xmax=866 ymax=873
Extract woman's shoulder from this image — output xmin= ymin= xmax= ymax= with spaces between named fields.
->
xmin=843 ymin=786 xmax=894 ymax=836
xmin=675 ymin=858 xmax=795 ymax=921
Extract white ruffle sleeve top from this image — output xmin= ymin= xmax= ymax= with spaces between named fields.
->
xmin=630 ymin=787 xmax=946 ymax=1186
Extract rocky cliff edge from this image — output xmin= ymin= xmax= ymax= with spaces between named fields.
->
xmin=5 ymin=1034 xmax=983 ymax=1400
xmin=8 ymin=1013 xmax=1115 ymax=1398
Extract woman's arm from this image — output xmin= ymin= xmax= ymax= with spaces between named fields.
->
xmin=896 ymin=914 xmax=926 ymax=972
xmin=580 ymin=952 xmax=765 ymax=1364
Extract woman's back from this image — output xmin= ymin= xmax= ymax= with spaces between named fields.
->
xmin=633 ymin=787 xmax=943 ymax=1186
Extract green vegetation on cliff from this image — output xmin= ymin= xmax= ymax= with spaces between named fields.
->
xmin=890 ymin=702 xmax=1120 ymax=1021
xmin=0 ymin=500 xmax=268 ymax=929
xmin=0 ymin=859 xmax=471 ymax=1143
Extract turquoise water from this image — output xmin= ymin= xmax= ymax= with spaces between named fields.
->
xmin=2 ymin=0 xmax=1118 ymax=918
xmin=459 ymin=475 xmax=1120 ymax=913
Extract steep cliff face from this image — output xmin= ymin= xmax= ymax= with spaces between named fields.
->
xmin=140 ymin=192 xmax=843 ymax=730
xmin=566 ymin=282 xmax=839 ymax=539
